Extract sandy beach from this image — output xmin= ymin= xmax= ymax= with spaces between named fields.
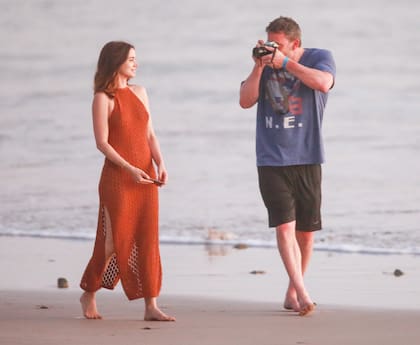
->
xmin=1 ymin=236 xmax=420 ymax=345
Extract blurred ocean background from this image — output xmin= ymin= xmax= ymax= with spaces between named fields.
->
xmin=1 ymin=0 xmax=419 ymax=255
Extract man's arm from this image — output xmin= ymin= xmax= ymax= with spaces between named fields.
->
xmin=239 ymin=63 xmax=265 ymax=108
xmin=283 ymin=58 xmax=334 ymax=93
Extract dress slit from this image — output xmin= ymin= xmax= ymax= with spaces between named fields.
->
xmin=100 ymin=205 xmax=120 ymax=289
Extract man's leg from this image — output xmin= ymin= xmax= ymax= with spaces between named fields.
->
xmin=296 ymin=230 xmax=314 ymax=273
xmin=276 ymin=221 xmax=314 ymax=315
xmin=283 ymin=230 xmax=314 ymax=310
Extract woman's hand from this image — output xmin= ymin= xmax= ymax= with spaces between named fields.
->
xmin=127 ymin=165 xmax=154 ymax=184
xmin=157 ymin=163 xmax=168 ymax=186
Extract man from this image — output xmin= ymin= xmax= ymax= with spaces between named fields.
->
xmin=239 ymin=16 xmax=336 ymax=316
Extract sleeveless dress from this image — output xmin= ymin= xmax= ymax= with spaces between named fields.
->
xmin=80 ymin=87 xmax=162 ymax=300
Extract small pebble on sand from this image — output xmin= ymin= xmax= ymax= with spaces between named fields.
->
xmin=57 ymin=277 xmax=69 ymax=288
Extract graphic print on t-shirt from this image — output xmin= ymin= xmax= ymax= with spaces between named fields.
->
xmin=265 ymin=70 xmax=302 ymax=116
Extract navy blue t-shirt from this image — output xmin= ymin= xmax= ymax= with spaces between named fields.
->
xmin=256 ymin=48 xmax=336 ymax=166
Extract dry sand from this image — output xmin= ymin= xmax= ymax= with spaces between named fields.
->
xmin=1 ymin=236 xmax=419 ymax=345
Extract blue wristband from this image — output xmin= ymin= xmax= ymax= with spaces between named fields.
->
xmin=282 ymin=56 xmax=289 ymax=69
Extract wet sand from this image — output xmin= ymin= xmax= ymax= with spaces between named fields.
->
xmin=1 ymin=236 xmax=419 ymax=345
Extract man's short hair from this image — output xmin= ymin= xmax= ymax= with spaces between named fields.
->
xmin=266 ymin=16 xmax=302 ymax=46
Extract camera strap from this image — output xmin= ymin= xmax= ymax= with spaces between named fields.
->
xmin=270 ymin=48 xmax=278 ymax=67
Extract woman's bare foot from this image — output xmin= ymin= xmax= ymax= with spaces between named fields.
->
xmin=80 ymin=292 xmax=102 ymax=319
xmin=144 ymin=297 xmax=175 ymax=321
xmin=144 ymin=306 xmax=176 ymax=321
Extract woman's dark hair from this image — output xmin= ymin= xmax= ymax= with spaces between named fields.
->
xmin=94 ymin=41 xmax=134 ymax=97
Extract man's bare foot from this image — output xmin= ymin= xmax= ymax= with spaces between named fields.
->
xmin=284 ymin=287 xmax=300 ymax=311
xmin=299 ymin=302 xmax=315 ymax=316
xmin=144 ymin=306 xmax=175 ymax=321
xmin=283 ymin=298 xmax=300 ymax=311
xmin=297 ymin=294 xmax=315 ymax=316
xmin=80 ymin=292 xmax=102 ymax=319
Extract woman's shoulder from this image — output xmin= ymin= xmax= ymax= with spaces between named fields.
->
xmin=93 ymin=91 xmax=112 ymax=102
xmin=92 ymin=91 xmax=114 ymax=115
xmin=129 ymin=84 xmax=150 ymax=111
xmin=130 ymin=84 xmax=147 ymax=96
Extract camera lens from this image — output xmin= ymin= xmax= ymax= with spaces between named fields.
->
xmin=252 ymin=46 xmax=271 ymax=58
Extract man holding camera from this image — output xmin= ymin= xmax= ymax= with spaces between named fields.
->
xmin=239 ymin=16 xmax=335 ymax=316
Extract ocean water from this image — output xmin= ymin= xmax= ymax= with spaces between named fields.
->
xmin=1 ymin=0 xmax=419 ymax=255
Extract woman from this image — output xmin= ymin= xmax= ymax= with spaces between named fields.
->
xmin=80 ymin=41 xmax=175 ymax=321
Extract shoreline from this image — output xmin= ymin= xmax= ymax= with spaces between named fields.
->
xmin=2 ymin=232 xmax=420 ymax=257
xmin=1 ymin=236 xmax=419 ymax=309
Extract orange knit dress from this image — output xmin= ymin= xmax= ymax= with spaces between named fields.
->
xmin=80 ymin=87 xmax=162 ymax=300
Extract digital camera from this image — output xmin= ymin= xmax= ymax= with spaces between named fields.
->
xmin=252 ymin=41 xmax=279 ymax=58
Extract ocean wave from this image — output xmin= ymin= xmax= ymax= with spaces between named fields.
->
xmin=1 ymin=230 xmax=419 ymax=256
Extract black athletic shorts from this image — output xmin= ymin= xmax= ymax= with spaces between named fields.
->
xmin=257 ymin=165 xmax=322 ymax=231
